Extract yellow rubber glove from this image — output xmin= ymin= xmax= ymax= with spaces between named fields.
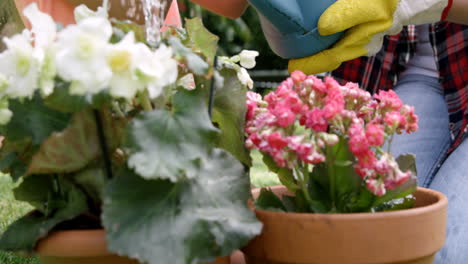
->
xmin=289 ymin=0 xmax=451 ymax=74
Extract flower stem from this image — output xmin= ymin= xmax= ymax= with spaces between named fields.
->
xmin=327 ymin=140 xmax=342 ymax=210
xmin=138 ymin=90 xmax=153 ymax=111
xmin=387 ymin=134 xmax=394 ymax=153
xmin=297 ymin=163 xmax=314 ymax=211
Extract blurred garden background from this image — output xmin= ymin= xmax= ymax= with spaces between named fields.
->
xmin=0 ymin=1 xmax=282 ymax=263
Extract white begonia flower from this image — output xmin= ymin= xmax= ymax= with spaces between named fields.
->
xmin=107 ymin=32 xmax=146 ymax=100
xmin=0 ymin=30 xmax=40 ymax=99
xmin=237 ymin=67 xmax=254 ymax=89
xmin=239 ymin=50 xmax=259 ymax=69
xmin=74 ymin=0 xmax=109 ymax=22
xmin=23 ymin=3 xmax=56 ymax=50
xmin=55 ymin=16 xmax=113 ymax=95
xmin=134 ymin=44 xmax=178 ymax=99
xmin=23 ymin=3 xmax=58 ymax=96
xmin=0 ymin=108 xmax=13 ymax=125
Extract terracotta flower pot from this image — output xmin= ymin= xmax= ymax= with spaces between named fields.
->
xmin=36 ymin=229 xmax=230 ymax=264
xmin=242 ymin=186 xmax=448 ymax=264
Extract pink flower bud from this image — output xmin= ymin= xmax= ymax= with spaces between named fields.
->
xmin=267 ymin=132 xmax=288 ymax=149
xmin=303 ymin=108 xmax=328 ymax=132
xmin=366 ymin=123 xmax=385 ymax=146
xmin=366 ymin=178 xmax=386 ymax=196
xmin=291 ymin=70 xmax=307 ymax=84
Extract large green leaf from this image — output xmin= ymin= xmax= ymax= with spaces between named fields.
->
xmin=44 ymin=80 xmax=87 ymax=113
xmin=103 ymin=149 xmax=262 ymax=264
xmin=2 ymin=94 xmax=71 ymax=145
xmin=126 ymin=88 xmax=219 ymax=181
xmin=26 ymin=109 xmax=127 ymax=176
xmin=185 ymin=17 xmax=219 ymax=69
xmin=328 ymin=139 xmax=363 ymax=212
xmin=0 ymin=138 xmax=35 ymax=181
xmin=44 ymin=80 xmax=113 ymax=113
xmin=0 ymin=175 xmax=88 ymax=252
xmin=212 ymin=68 xmax=251 ymax=166
xmin=73 ymin=167 xmax=107 ymax=207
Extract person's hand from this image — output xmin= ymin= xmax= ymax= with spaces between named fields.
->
xmin=15 ymin=0 xmax=76 ymax=26
xmin=289 ymin=0 xmax=453 ymax=74
xmin=247 ymin=0 xmax=344 ymax=59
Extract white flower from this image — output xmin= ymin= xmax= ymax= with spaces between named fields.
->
xmin=74 ymin=0 xmax=108 ymax=22
xmin=23 ymin=3 xmax=56 ymax=50
xmin=0 ymin=30 xmax=40 ymax=99
xmin=107 ymin=32 xmax=145 ymax=100
xmin=0 ymin=108 xmax=12 ymax=125
xmin=55 ymin=16 xmax=113 ymax=95
xmin=134 ymin=44 xmax=178 ymax=99
xmin=237 ymin=67 xmax=253 ymax=89
xmin=239 ymin=50 xmax=259 ymax=69
xmin=23 ymin=3 xmax=57 ymax=96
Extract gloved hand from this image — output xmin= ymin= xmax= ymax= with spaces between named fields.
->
xmin=247 ymin=0 xmax=344 ymax=59
xmin=289 ymin=0 xmax=453 ymax=74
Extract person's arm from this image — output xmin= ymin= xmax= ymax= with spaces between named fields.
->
xmin=190 ymin=0 xmax=248 ymax=19
xmin=447 ymin=0 xmax=468 ymax=24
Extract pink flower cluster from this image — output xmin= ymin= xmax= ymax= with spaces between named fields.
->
xmin=245 ymin=71 xmax=419 ymax=196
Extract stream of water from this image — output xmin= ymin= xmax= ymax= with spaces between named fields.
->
xmin=140 ymin=0 xmax=168 ymax=46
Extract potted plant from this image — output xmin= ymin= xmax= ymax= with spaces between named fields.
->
xmin=0 ymin=2 xmax=262 ymax=264
xmin=241 ymin=71 xmax=447 ymax=264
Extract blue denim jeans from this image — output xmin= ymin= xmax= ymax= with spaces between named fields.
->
xmin=391 ymin=74 xmax=468 ymax=263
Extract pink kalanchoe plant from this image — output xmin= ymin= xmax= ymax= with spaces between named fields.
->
xmin=246 ymin=71 xmax=419 ymax=213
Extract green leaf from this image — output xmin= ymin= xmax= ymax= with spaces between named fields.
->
xmin=0 ymin=138 xmax=35 ymax=181
xmin=168 ymin=37 xmax=208 ymax=75
xmin=44 ymin=80 xmax=87 ymax=113
xmin=212 ymin=68 xmax=251 ymax=166
xmin=13 ymin=175 xmax=62 ymax=214
xmin=261 ymin=153 xmax=299 ymax=191
xmin=327 ymin=139 xmax=362 ymax=211
xmin=103 ymin=149 xmax=262 ymax=264
xmin=4 ymin=94 xmax=71 ymax=145
xmin=281 ymin=195 xmax=297 ymax=212
xmin=26 ymin=109 xmax=127 ymax=176
xmin=0 ymin=175 xmax=88 ymax=252
xmin=255 ymin=188 xmax=286 ymax=211
xmin=373 ymin=194 xmax=416 ymax=212
xmin=111 ymin=19 xmax=146 ymax=43
xmin=341 ymin=188 xmax=375 ymax=213
xmin=185 ymin=17 xmax=219 ymax=68
xmin=44 ymin=80 xmax=113 ymax=113
xmin=73 ymin=167 xmax=107 ymax=206
xmin=126 ymin=88 xmax=219 ymax=181
xmin=306 ymin=175 xmax=331 ymax=213
xmin=396 ymin=153 xmax=418 ymax=176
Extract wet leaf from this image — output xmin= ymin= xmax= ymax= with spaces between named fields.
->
xmin=103 ymin=149 xmax=262 ymax=264
xmin=126 ymin=88 xmax=219 ymax=181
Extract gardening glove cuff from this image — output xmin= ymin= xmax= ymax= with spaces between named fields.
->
xmin=288 ymin=0 xmax=453 ymax=75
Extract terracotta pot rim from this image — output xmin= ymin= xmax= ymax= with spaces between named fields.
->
xmin=253 ymin=186 xmax=447 ymax=220
xmin=36 ymin=229 xmax=111 ymax=257
xmin=36 ymin=229 xmax=232 ymax=264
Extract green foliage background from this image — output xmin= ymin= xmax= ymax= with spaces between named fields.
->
xmin=179 ymin=0 xmax=287 ymax=70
